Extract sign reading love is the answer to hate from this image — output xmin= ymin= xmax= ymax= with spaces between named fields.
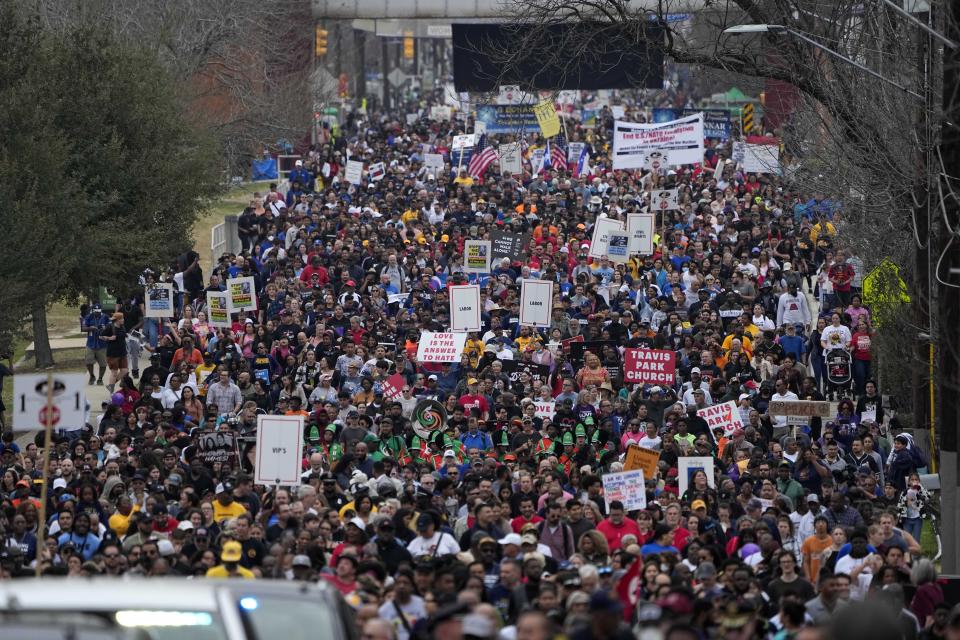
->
xmin=698 ymin=400 xmax=745 ymax=440
xmin=623 ymin=348 xmax=676 ymax=384
xmin=417 ymin=332 xmax=468 ymax=363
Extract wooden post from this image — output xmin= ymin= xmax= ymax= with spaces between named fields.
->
xmin=35 ymin=371 xmax=55 ymax=577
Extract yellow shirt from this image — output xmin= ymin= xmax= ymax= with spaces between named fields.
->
xmin=206 ymin=564 xmax=255 ymax=579
xmin=454 ymin=175 xmax=474 ymax=186
xmin=401 ymin=208 xmax=419 ymax=225
xmin=213 ymin=500 xmax=248 ymax=524
xmin=108 ymin=506 xmax=140 ymax=537
xmin=463 ymin=339 xmax=484 ymax=368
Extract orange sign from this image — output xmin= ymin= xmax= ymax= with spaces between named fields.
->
xmin=623 ymin=445 xmax=660 ymax=479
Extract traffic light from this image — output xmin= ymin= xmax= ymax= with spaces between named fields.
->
xmin=403 ymin=33 xmax=415 ymax=60
xmin=315 ymin=26 xmax=328 ymax=57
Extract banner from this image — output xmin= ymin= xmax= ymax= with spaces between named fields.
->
xmin=698 ymin=400 xmax=746 ymax=440
xmin=251 ymin=157 xmax=278 ymax=181
xmin=206 ymin=291 xmax=231 ymax=327
xmin=627 ymin=213 xmax=655 ymax=255
xmin=381 ymin=373 xmax=406 ymax=401
xmin=464 ymin=240 xmax=492 ymax=274
xmin=678 ymin=456 xmax=715 ymax=497
xmin=519 ymin=280 xmax=553 ymax=327
xmin=144 ymin=284 xmax=174 ymax=318
xmin=449 ymin=285 xmax=482 ymax=332
xmin=195 ymin=431 xmax=239 ymax=465
xmin=602 ymin=469 xmax=647 ymax=511
xmin=612 ymin=114 xmax=705 ymax=169
xmin=475 ymin=104 xmax=538 ymax=134
xmin=653 ymin=108 xmax=732 ymax=141
xmin=490 ymin=230 xmax=529 ymax=263
xmin=606 ymin=233 xmax=630 ymax=263
xmin=533 ymin=100 xmax=561 ymax=138
xmin=345 ymin=160 xmax=364 ymax=185
xmin=623 ymin=348 xmax=676 ymax=385
xmin=501 ymin=360 xmax=550 ymax=384
xmin=623 ymin=445 xmax=660 ymax=479
xmin=417 ymin=331 xmax=468 ymax=363
xmin=497 ymin=142 xmax=523 ymax=175
xmin=533 ymin=400 xmax=556 ymax=420
xmin=226 ymin=276 xmax=258 ymax=313
xmin=652 ymin=188 xmax=680 ymax=211
xmin=589 ymin=218 xmax=625 ymax=258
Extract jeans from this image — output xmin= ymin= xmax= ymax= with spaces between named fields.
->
xmin=852 ymin=359 xmax=871 ymax=396
xmin=143 ymin=318 xmax=160 ymax=348
xmin=902 ymin=516 xmax=923 ymax=542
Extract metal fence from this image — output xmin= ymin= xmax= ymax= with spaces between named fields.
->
xmin=211 ymin=222 xmax=226 ymax=266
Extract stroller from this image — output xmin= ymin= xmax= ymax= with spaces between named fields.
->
xmin=825 ymin=348 xmax=853 ymax=399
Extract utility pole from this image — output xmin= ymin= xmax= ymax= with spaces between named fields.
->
xmin=355 ymin=28 xmax=366 ymax=100
xmin=381 ymin=37 xmax=390 ymax=111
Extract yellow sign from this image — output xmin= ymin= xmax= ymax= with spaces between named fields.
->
xmin=863 ymin=258 xmax=910 ymax=327
xmin=623 ymin=445 xmax=660 ymax=479
xmin=742 ymin=103 xmax=755 ymax=134
xmin=533 ymin=100 xmax=561 ymax=138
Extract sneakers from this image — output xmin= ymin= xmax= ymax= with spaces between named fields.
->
xmin=132 ymin=371 xmax=140 ymax=380
xmin=88 ymin=377 xmax=96 ymax=385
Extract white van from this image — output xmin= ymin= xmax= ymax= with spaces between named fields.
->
xmin=0 ymin=578 xmax=358 ymax=640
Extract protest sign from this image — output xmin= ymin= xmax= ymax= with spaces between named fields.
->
xmin=500 ymin=360 xmax=550 ymax=384
xmin=144 ymin=284 xmax=174 ymax=318
xmin=475 ymin=104 xmax=538 ymax=133
xmin=368 ymin=162 xmax=386 ymax=181
xmin=533 ymin=100 xmax=561 ymax=137
xmin=417 ymin=332 xmax=468 ymax=363
xmin=678 ymin=456 xmax=715 ymax=497
xmin=768 ymin=400 xmax=832 ymax=418
xmin=423 ymin=153 xmax=445 ymax=174
xmin=644 ymin=151 xmax=670 ymax=173
xmin=206 ymin=291 xmax=231 ymax=328
xmin=567 ymin=142 xmax=586 ymax=165
xmin=606 ymin=232 xmax=630 ymax=263
xmin=196 ymin=431 xmax=239 ymax=465
xmin=449 ymin=285 xmax=481 ymax=332
xmin=255 ymin=415 xmax=304 ymax=486
xmin=497 ymin=142 xmax=523 ymax=174
xmin=381 ymin=373 xmax=406 ymax=401
xmin=612 ymin=114 xmax=705 ymax=169
xmin=430 ymin=105 xmax=452 ymax=121
xmin=226 ymin=276 xmax=258 ymax=313
xmin=345 ymin=160 xmax=364 ymax=185
xmin=623 ymin=445 xmax=660 ymax=480
xmin=568 ymin=340 xmax=617 ymax=369
xmin=490 ymin=230 xmax=529 ymax=263
xmin=698 ymin=400 xmax=745 ymax=440
xmin=653 ymin=108 xmax=732 ymax=140
xmin=742 ymin=142 xmax=781 ymax=174
xmin=627 ymin=213 xmax=655 ymax=255
xmin=464 ymin=240 xmax=492 ymax=274
xmin=519 ymin=280 xmax=553 ymax=327
xmin=653 ymin=188 xmax=680 ymax=211
xmin=533 ymin=401 xmax=556 ymax=420
xmin=13 ymin=373 xmax=85 ymax=432
xmin=602 ymin=469 xmax=647 ymax=511
xmin=589 ymin=218 xmax=625 ymax=258
xmin=623 ymin=348 xmax=676 ymax=385
xmin=451 ymin=134 xmax=476 ymax=150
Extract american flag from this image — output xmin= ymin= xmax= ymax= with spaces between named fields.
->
xmin=549 ymin=134 xmax=568 ymax=171
xmin=467 ymin=134 xmax=497 ymax=178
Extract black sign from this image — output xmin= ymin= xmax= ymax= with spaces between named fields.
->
xmin=501 ymin=360 xmax=550 ymax=384
xmin=568 ymin=340 xmax=620 ymax=369
xmin=490 ymin=230 xmax=531 ymax=264
xmin=196 ymin=431 xmax=238 ymax=465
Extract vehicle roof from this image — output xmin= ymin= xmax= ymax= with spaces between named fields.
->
xmin=0 ymin=578 xmax=336 ymax=612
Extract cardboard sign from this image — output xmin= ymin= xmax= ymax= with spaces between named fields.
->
xmin=196 ymin=431 xmax=239 ymax=465
xmin=13 ymin=373 xmax=86 ymax=432
xmin=698 ymin=400 xmax=745 ymax=440
xmin=519 ymin=280 xmax=553 ymax=327
xmin=345 ymin=160 xmax=364 ymax=185
xmin=207 ymin=291 xmax=231 ymax=327
xmin=226 ymin=276 xmax=258 ymax=313
xmin=490 ymin=230 xmax=530 ymax=264
xmin=254 ymin=414 xmax=304 ymax=486
xmin=464 ymin=240 xmax=492 ymax=274
xmin=623 ymin=445 xmax=660 ymax=479
xmin=606 ymin=232 xmax=630 ymax=263
xmin=533 ymin=100 xmax=561 ymax=138
xmin=533 ymin=401 xmax=556 ymax=420
xmin=589 ymin=218 xmax=625 ymax=259
xmin=144 ymin=283 xmax=175 ymax=318
xmin=501 ymin=360 xmax=550 ymax=384
xmin=678 ymin=456 xmax=715 ymax=498
xmin=768 ymin=400 xmax=832 ymax=418
xmin=653 ymin=189 xmax=680 ymax=211
xmin=498 ymin=142 xmax=523 ymax=174
xmin=623 ymin=349 xmax=676 ymax=385
xmin=449 ymin=285 xmax=482 ymax=332
xmin=627 ymin=213 xmax=655 ymax=255
xmin=381 ymin=373 xmax=406 ymax=401
xmin=602 ymin=469 xmax=646 ymax=511
xmin=417 ymin=331 xmax=468 ymax=363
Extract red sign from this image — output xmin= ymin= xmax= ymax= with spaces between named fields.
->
xmin=560 ymin=335 xmax=584 ymax=353
xmin=623 ymin=348 xmax=676 ymax=385
xmin=39 ymin=405 xmax=61 ymax=427
xmin=381 ymin=373 xmax=406 ymax=402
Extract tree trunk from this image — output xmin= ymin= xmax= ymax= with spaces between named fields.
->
xmin=31 ymin=302 xmax=54 ymax=369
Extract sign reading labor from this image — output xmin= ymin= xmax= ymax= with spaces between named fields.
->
xmin=612 ymin=114 xmax=705 ymax=169
xmin=623 ymin=349 xmax=676 ymax=385
xmin=698 ymin=401 xmax=745 ymax=440
xmin=449 ymin=285 xmax=481 ymax=332
xmin=519 ymin=280 xmax=553 ymax=327
xmin=417 ymin=331 xmax=468 ymax=363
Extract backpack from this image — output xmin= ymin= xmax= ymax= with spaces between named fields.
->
xmin=909 ymin=445 xmax=927 ymax=470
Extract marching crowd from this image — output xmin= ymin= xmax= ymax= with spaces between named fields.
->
xmin=0 ymin=84 xmax=954 ymax=640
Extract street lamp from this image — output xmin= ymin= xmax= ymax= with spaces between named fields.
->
xmin=723 ymin=23 xmax=924 ymax=99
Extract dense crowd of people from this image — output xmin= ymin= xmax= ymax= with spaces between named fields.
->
xmin=0 ymin=85 xmax=954 ymax=640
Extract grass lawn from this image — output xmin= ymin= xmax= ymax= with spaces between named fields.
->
xmin=194 ymin=181 xmax=273 ymax=274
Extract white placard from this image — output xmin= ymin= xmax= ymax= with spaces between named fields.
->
xmin=498 ymin=142 xmax=523 ymax=175
xmin=678 ymin=456 xmax=716 ymax=498
xmin=612 ymin=114 xmax=705 ymax=169
xmin=431 ymin=105 xmax=452 ymax=121
xmin=13 ymin=373 xmax=86 ymax=432
xmin=144 ymin=284 xmax=175 ymax=318
xmin=610 ymin=105 xmax=626 ymax=119
xmin=254 ymin=415 xmax=304 ymax=486
xmin=567 ymin=142 xmax=586 ymax=165
xmin=653 ymin=188 xmax=680 ymax=211
xmin=533 ymin=401 xmax=556 ymax=419
xmin=742 ymin=143 xmax=781 ymax=174
xmin=206 ymin=291 xmax=232 ymax=328
xmin=589 ymin=218 xmax=625 ymax=259
xmin=369 ymin=161 xmax=386 ymax=181
xmin=627 ymin=213 xmax=655 ymax=255
xmin=606 ymin=232 xmax=630 ymax=264
xmin=449 ymin=285 xmax=482 ymax=332
xmin=424 ymin=153 xmax=445 ymax=174
xmin=529 ymin=148 xmax=546 ymax=172
xmin=602 ymin=469 xmax=646 ymax=511
xmin=464 ymin=240 xmax=492 ymax=274
xmin=226 ymin=276 xmax=258 ymax=313
xmin=345 ymin=160 xmax=364 ymax=185
xmin=519 ymin=280 xmax=554 ymax=327
xmin=698 ymin=400 xmax=746 ymax=440
xmin=452 ymin=134 xmax=476 ymax=150
xmin=417 ymin=331 xmax=468 ymax=363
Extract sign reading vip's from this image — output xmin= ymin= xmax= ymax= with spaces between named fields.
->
xmin=623 ymin=348 xmax=677 ymax=385
xmin=612 ymin=113 xmax=705 ymax=169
